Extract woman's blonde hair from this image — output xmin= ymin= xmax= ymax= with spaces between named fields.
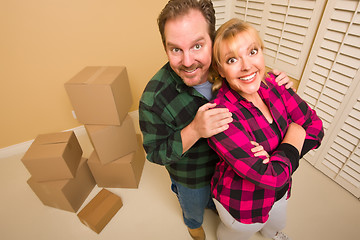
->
xmin=210 ymin=18 xmax=264 ymax=91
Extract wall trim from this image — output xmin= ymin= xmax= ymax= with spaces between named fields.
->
xmin=0 ymin=126 xmax=86 ymax=159
xmin=0 ymin=110 xmax=139 ymax=160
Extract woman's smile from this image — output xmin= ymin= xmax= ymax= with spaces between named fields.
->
xmin=239 ymin=72 xmax=257 ymax=82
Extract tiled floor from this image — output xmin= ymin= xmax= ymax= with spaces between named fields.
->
xmin=1 ymin=123 xmax=359 ymax=240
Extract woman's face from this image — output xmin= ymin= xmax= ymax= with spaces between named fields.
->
xmin=217 ymin=32 xmax=265 ymax=100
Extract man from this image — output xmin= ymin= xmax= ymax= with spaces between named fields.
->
xmin=139 ymin=1 xmax=292 ymax=239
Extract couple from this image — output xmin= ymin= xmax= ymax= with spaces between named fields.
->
xmin=139 ymin=0 xmax=324 ymax=240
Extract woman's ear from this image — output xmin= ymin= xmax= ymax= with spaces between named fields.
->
xmin=216 ymin=65 xmax=225 ymax=78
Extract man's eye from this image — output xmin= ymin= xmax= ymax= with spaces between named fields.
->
xmin=227 ymin=57 xmax=237 ymax=64
xmin=194 ymin=44 xmax=202 ymax=50
xmin=172 ymin=48 xmax=181 ymax=53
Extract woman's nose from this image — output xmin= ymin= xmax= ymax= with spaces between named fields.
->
xmin=241 ymin=58 xmax=251 ymax=71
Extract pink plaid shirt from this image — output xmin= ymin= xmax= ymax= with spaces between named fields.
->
xmin=208 ymin=73 xmax=324 ymax=223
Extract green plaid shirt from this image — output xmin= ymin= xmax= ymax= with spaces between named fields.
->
xmin=139 ymin=63 xmax=219 ymax=189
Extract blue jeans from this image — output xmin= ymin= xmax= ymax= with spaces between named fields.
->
xmin=171 ymin=178 xmax=216 ymax=229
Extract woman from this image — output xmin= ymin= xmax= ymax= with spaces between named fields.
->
xmin=208 ymin=18 xmax=324 ymax=240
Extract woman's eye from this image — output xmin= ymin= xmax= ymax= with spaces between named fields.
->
xmin=227 ymin=57 xmax=237 ymax=64
xmin=250 ymin=48 xmax=258 ymax=55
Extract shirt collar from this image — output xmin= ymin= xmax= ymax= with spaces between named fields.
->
xmin=167 ymin=63 xmax=207 ymax=99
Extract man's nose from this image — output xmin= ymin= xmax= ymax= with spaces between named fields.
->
xmin=182 ymin=51 xmax=195 ymax=67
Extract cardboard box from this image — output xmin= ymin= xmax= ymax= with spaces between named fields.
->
xmin=77 ymin=188 xmax=123 ymax=234
xmin=64 ymin=66 xmax=132 ymax=125
xmin=87 ymin=135 xmax=145 ymax=188
xmin=22 ymin=131 xmax=82 ymax=181
xmin=85 ymin=114 xmax=138 ymax=164
xmin=27 ymin=158 xmax=96 ymax=212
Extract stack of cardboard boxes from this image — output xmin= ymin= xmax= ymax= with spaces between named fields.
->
xmin=22 ymin=131 xmax=124 ymax=234
xmin=21 ymin=66 xmax=146 ymax=234
xmin=22 ymin=131 xmax=96 ymax=213
xmin=64 ymin=66 xmax=145 ymax=188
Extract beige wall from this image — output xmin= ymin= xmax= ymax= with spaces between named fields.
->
xmin=0 ymin=0 xmax=168 ymax=148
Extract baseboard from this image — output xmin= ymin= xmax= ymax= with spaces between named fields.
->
xmin=0 ymin=110 xmax=139 ymax=159
xmin=0 ymin=140 xmax=34 ymax=159
xmin=0 ymin=126 xmax=87 ymax=160
xmin=128 ymin=110 xmax=140 ymax=134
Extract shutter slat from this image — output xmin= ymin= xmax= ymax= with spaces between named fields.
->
xmin=339 ymin=170 xmax=360 ymax=188
xmin=337 ymin=54 xmax=359 ymax=69
xmin=322 ymin=87 xmax=344 ymax=103
xmin=334 ymin=0 xmax=359 ymax=11
xmin=309 ymin=72 xmax=326 ymax=85
xmin=330 ymin=69 xmax=356 ymax=85
xmin=318 ymin=48 xmax=337 ymax=61
xmin=342 ymin=44 xmax=360 ymax=59
xmin=302 ymin=93 xmax=316 ymax=107
xmin=324 ymin=29 xmax=345 ymax=42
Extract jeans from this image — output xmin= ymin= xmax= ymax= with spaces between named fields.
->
xmin=170 ymin=178 xmax=216 ymax=229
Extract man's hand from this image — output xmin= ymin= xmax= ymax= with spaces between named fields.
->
xmin=181 ymin=103 xmax=232 ymax=153
xmin=191 ymin=103 xmax=233 ymax=139
xmin=272 ymin=69 xmax=294 ymax=90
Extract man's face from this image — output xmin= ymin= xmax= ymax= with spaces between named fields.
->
xmin=164 ymin=9 xmax=212 ymax=87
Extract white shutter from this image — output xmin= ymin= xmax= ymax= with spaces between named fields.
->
xmin=297 ymin=0 xmax=360 ymax=198
xmin=233 ymin=0 xmax=266 ymax=32
xmin=262 ymin=0 xmax=326 ymax=79
xmin=213 ymin=0 xmax=233 ymax=29
xmin=317 ymin=87 xmax=360 ymax=198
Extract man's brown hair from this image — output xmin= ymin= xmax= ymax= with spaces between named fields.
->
xmin=157 ymin=0 xmax=216 ymax=49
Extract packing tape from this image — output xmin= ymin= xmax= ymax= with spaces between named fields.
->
xmin=85 ymin=66 xmax=108 ymax=84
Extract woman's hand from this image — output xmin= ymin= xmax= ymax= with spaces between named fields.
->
xmin=250 ymin=141 xmax=270 ymax=164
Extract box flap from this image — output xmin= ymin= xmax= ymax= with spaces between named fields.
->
xmin=65 ymin=66 xmax=126 ymax=85
xmin=33 ymin=132 xmax=72 ymax=145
